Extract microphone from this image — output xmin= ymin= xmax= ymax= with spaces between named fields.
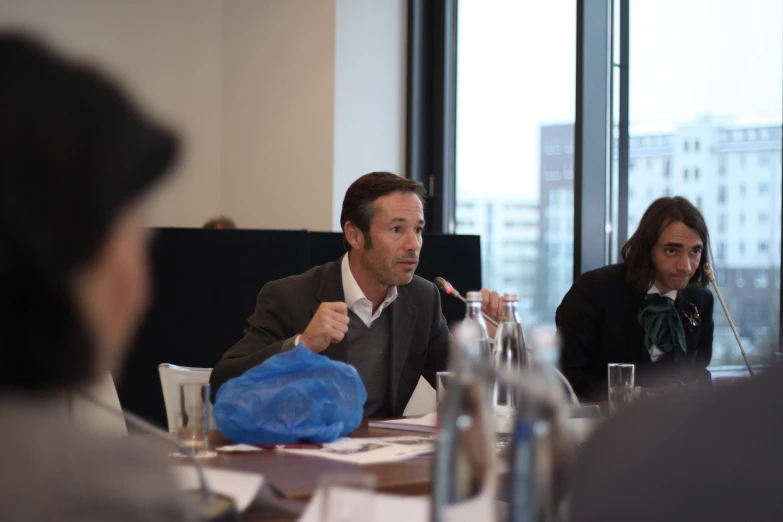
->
xmin=434 ymin=277 xmax=499 ymax=327
xmin=703 ymin=262 xmax=755 ymax=377
xmin=78 ymin=390 xmax=239 ymax=522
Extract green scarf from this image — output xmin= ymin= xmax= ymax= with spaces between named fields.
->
xmin=637 ymin=294 xmax=686 ymax=357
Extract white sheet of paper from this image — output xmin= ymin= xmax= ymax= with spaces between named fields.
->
xmin=215 ymin=443 xmax=263 ymax=453
xmin=297 ymin=486 xmax=498 ymax=522
xmin=298 ymin=488 xmax=429 ymax=522
xmin=171 ymin=465 xmax=263 ymax=512
xmin=278 ymin=436 xmax=434 ymax=465
xmin=444 ymin=484 xmax=497 ymax=522
xmin=368 ymin=412 xmax=438 ymax=433
xmin=565 ymin=417 xmax=602 ymax=446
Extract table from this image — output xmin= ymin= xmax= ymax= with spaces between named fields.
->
xmin=202 ymin=422 xmax=432 ymax=501
xmin=146 ymin=421 xmax=433 ymax=521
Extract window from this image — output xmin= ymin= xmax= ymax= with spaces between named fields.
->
xmin=696 ymin=196 xmax=703 ymax=210
xmin=455 ymin=1 xmax=575 ymax=326
xmin=740 ymin=182 xmax=746 ymax=196
xmin=683 ymin=168 xmax=689 ymax=180
xmin=760 ymin=183 xmax=770 ymax=195
xmin=718 ymin=155 xmax=727 ymax=176
xmin=756 ymin=271 xmax=770 ymax=289
xmin=760 ymin=154 xmax=770 ymax=167
xmin=759 ymin=212 xmax=770 ymax=225
xmin=449 ymin=0 xmax=782 ymax=373
xmin=759 ymin=241 xmax=770 ymax=254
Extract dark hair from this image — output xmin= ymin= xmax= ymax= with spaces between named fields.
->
xmin=0 ymin=34 xmax=178 ymax=392
xmin=339 ymin=172 xmax=426 ymax=250
xmin=621 ymin=196 xmax=710 ymax=292
xmin=203 ymin=216 xmax=237 ymax=229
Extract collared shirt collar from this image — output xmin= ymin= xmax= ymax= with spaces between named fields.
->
xmin=647 ymin=282 xmax=677 ymax=302
xmin=341 ymin=253 xmax=398 ymax=326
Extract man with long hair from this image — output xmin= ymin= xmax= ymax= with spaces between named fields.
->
xmin=556 ymin=196 xmax=714 ymax=401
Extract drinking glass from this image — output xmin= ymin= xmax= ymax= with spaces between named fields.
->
xmin=607 ymin=363 xmax=635 ymax=415
xmin=173 ymin=382 xmax=216 ymax=458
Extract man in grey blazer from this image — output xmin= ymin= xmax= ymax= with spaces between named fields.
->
xmin=211 ymin=172 xmax=501 ymax=417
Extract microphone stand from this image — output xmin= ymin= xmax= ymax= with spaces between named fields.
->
xmin=433 ymin=277 xmax=498 ymax=327
xmin=78 ymin=390 xmax=239 ymax=522
xmin=703 ymin=263 xmax=755 ymax=377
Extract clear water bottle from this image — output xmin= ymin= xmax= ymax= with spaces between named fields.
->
xmin=491 ymin=292 xmax=528 ymax=445
xmin=506 ymin=337 xmax=572 ymax=522
xmin=431 ymin=321 xmax=497 ymax=522
xmin=463 ymin=291 xmax=492 ymax=362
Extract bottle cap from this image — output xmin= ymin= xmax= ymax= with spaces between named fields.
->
xmin=465 ymin=291 xmax=482 ymax=301
xmin=502 ymin=292 xmax=518 ymax=301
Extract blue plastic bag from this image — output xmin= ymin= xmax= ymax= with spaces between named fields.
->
xmin=213 ymin=345 xmax=367 ymax=444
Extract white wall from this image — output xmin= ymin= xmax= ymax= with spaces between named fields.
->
xmin=332 ymin=0 xmax=408 ymax=231
xmin=0 ymin=0 xmax=407 ymax=232
xmin=0 ymin=0 xmax=223 ymax=227
xmin=222 ymin=0 xmax=336 ymax=231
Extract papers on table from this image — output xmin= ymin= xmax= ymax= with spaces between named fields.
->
xmin=171 ymin=465 xmax=263 ymax=512
xmin=367 ymin=412 xmax=438 ymax=433
xmin=566 ymin=417 xmax=601 ymax=447
xmin=298 ymin=488 xmax=429 ymax=522
xmin=215 ymin=443 xmax=263 ymax=453
xmin=278 ymin=435 xmax=434 ymax=464
xmin=369 ymin=411 xmax=600 ymax=449
xmin=298 ymin=485 xmax=499 ymax=522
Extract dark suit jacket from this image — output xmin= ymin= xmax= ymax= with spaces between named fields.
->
xmin=210 ymin=259 xmax=451 ymax=416
xmin=570 ymin=367 xmax=783 ymax=522
xmin=556 ymin=263 xmax=714 ymax=401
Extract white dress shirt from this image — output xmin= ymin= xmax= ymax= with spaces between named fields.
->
xmin=295 ymin=255 xmax=399 ymax=345
xmin=340 ymin=253 xmax=398 ymax=327
xmin=646 ymin=284 xmax=677 ymax=362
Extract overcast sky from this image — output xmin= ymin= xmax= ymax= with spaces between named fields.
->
xmin=456 ymin=0 xmax=783 ymax=200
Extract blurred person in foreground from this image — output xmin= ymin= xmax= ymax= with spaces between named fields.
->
xmin=210 ymin=172 xmax=503 ymax=418
xmin=0 ymin=34 xmax=192 ymax=521
xmin=570 ymin=366 xmax=783 ymax=522
xmin=556 ymin=196 xmax=714 ymax=401
xmin=203 ymin=216 xmax=237 ymax=229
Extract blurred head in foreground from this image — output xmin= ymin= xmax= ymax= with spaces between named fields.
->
xmin=203 ymin=215 xmax=237 ymax=229
xmin=0 ymin=33 xmax=178 ymax=393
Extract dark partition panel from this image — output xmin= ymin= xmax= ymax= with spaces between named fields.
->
xmin=119 ymin=228 xmax=481 ymax=426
